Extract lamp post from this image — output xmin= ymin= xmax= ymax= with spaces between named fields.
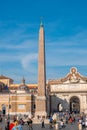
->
xmin=16 ymin=90 xmax=17 ymax=116
xmin=7 ymin=91 xmax=10 ymax=130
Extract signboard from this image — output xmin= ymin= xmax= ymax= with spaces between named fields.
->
xmin=18 ymin=104 xmax=25 ymax=109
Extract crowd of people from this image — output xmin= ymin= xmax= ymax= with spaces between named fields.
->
xmin=77 ymin=114 xmax=87 ymax=130
xmin=48 ymin=111 xmax=87 ymax=130
xmin=8 ymin=116 xmax=33 ymax=130
xmin=1 ymin=112 xmax=87 ymax=130
xmin=0 ymin=114 xmax=33 ymax=130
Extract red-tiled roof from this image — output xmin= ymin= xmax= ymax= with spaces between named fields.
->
xmin=0 ymin=75 xmax=13 ymax=81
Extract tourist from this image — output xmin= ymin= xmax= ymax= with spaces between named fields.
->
xmin=16 ymin=121 xmax=23 ymax=130
xmin=27 ymin=118 xmax=33 ymax=130
xmin=9 ymin=118 xmax=19 ymax=130
xmin=41 ymin=117 xmax=45 ymax=128
xmin=82 ymin=121 xmax=85 ymax=129
xmin=68 ymin=115 xmax=73 ymax=124
xmin=19 ymin=118 xmax=24 ymax=125
xmin=0 ymin=115 xmax=2 ymax=122
xmin=12 ymin=123 xmax=18 ymax=130
xmin=78 ymin=122 xmax=82 ymax=130
xmin=85 ymin=119 xmax=87 ymax=128
xmin=13 ymin=119 xmax=18 ymax=126
xmin=55 ymin=123 xmax=59 ymax=130
xmin=12 ymin=120 xmax=23 ymax=130
xmin=9 ymin=121 xmax=15 ymax=130
xmin=60 ymin=119 xmax=64 ymax=128
xmin=49 ymin=116 xmax=53 ymax=128
xmin=5 ymin=118 xmax=10 ymax=130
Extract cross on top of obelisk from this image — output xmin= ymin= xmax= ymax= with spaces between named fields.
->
xmin=40 ymin=17 xmax=44 ymax=27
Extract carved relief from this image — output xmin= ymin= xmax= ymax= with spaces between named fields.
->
xmin=48 ymin=67 xmax=87 ymax=85
xmin=69 ymin=68 xmax=80 ymax=83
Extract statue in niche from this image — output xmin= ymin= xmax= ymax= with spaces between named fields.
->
xmin=59 ymin=104 xmax=63 ymax=111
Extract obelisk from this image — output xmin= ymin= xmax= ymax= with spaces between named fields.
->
xmin=35 ymin=21 xmax=47 ymax=117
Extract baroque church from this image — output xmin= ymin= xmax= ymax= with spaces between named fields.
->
xmin=0 ymin=22 xmax=87 ymax=118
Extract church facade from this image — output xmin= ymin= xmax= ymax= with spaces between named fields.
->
xmin=0 ymin=23 xmax=87 ymax=117
xmin=0 ymin=76 xmax=37 ymax=117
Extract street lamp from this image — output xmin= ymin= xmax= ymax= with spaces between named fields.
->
xmin=7 ymin=91 xmax=10 ymax=130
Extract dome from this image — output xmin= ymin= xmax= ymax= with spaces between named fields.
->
xmin=17 ymin=78 xmax=29 ymax=93
xmin=18 ymin=84 xmax=29 ymax=91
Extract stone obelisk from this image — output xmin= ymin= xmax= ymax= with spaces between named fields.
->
xmin=35 ymin=21 xmax=47 ymax=117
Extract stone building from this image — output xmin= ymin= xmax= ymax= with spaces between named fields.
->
xmin=0 ymin=75 xmax=37 ymax=117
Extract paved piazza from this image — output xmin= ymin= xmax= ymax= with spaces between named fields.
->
xmin=22 ymin=122 xmax=78 ymax=130
xmin=0 ymin=118 xmax=78 ymax=130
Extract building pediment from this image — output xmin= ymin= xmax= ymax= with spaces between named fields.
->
xmin=48 ymin=67 xmax=87 ymax=85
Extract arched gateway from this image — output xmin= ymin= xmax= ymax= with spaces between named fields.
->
xmin=70 ymin=96 xmax=80 ymax=113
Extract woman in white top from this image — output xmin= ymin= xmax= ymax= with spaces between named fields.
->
xmin=85 ymin=120 xmax=87 ymax=127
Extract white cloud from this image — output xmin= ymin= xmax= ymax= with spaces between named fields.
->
xmin=21 ymin=53 xmax=38 ymax=72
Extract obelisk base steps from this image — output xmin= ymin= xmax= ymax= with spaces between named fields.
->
xmin=35 ymin=96 xmax=47 ymax=118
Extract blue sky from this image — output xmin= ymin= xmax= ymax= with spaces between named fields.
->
xmin=0 ymin=0 xmax=87 ymax=83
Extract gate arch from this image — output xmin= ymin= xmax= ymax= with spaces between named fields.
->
xmin=70 ymin=96 xmax=80 ymax=113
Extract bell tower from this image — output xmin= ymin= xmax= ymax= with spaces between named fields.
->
xmin=35 ymin=21 xmax=47 ymax=117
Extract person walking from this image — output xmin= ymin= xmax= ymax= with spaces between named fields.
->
xmin=12 ymin=121 xmax=23 ymax=130
xmin=0 ymin=115 xmax=2 ymax=122
xmin=41 ymin=117 xmax=45 ymax=128
xmin=78 ymin=122 xmax=82 ymax=130
xmin=16 ymin=121 xmax=23 ymax=130
xmin=12 ymin=123 xmax=18 ymax=130
xmin=27 ymin=118 xmax=33 ymax=130
xmin=49 ymin=116 xmax=53 ymax=128
xmin=55 ymin=123 xmax=59 ymax=130
xmin=85 ymin=119 xmax=87 ymax=129
xmin=9 ymin=121 xmax=15 ymax=130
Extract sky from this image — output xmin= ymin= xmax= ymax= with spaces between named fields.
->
xmin=0 ymin=0 xmax=87 ymax=84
